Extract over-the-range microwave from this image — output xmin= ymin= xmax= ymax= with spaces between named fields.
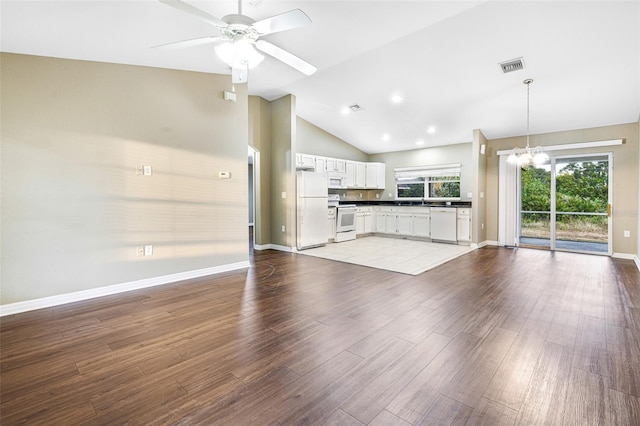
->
xmin=328 ymin=174 xmax=346 ymax=189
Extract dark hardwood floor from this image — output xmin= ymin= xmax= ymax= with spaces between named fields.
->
xmin=2 ymin=236 xmax=640 ymax=425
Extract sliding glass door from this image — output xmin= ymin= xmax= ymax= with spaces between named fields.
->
xmin=519 ymin=154 xmax=611 ymax=255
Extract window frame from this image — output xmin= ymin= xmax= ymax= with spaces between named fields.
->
xmin=395 ymin=164 xmax=462 ymax=201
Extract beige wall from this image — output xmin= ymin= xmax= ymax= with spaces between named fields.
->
xmin=638 ymin=116 xmax=640 ymax=260
xmin=296 ymin=117 xmax=369 ymax=162
xmin=473 ymin=130 xmax=488 ymax=244
xmin=1 ymin=53 xmax=249 ymax=304
xmin=485 ymin=122 xmax=639 ymax=255
xmin=269 ymin=95 xmax=296 ymax=248
xmin=248 ymin=96 xmax=272 ymax=247
xmin=370 ymin=142 xmax=474 ymax=202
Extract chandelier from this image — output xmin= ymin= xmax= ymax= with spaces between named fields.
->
xmin=507 ymin=79 xmax=549 ymax=167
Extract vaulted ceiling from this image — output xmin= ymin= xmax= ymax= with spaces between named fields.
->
xmin=2 ymin=1 xmax=638 ymax=153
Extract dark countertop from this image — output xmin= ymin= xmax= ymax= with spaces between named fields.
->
xmin=347 ymin=200 xmax=472 ymax=207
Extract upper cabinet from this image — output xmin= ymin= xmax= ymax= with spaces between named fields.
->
xmin=297 ymin=153 xmax=385 ymax=189
xmin=365 ymin=162 xmax=386 ymax=189
xmin=295 ymin=153 xmax=315 ymax=170
xmin=314 ymin=156 xmax=326 ymax=173
xmin=325 ymin=157 xmax=347 ymax=175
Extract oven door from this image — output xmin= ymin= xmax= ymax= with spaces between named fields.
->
xmin=336 ymin=206 xmax=357 ymax=232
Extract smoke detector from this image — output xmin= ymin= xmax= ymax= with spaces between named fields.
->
xmin=499 ymin=57 xmax=525 ymax=73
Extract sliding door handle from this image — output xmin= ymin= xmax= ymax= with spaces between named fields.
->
xmin=607 ymin=204 xmax=611 ymax=217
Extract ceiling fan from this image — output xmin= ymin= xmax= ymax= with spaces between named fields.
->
xmin=156 ymin=0 xmax=317 ymax=83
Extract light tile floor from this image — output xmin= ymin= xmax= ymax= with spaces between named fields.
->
xmin=297 ymin=236 xmax=475 ymax=275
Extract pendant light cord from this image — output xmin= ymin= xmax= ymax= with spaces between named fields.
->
xmin=525 ymin=78 xmax=533 ymax=150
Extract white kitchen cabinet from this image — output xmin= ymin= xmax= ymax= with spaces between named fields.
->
xmin=356 ymin=207 xmax=373 ymax=235
xmin=328 ymin=207 xmax=336 ymax=240
xmin=385 ymin=214 xmax=398 ymax=234
xmin=326 ymin=157 xmax=347 ymax=175
xmin=413 ymin=212 xmax=431 ymax=238
xmin=373 ymin=207 xmax=393 ymax=233
xmin=365 ymin=162 xmax=386 ymax=189
xmin=457 ymin=208 xmax=472 ymax=242
xmin=355 ymin=162 xmax=366 ymax=188
xmin=345 ymin=161 xmax=356 ymax=188
xmin=396 ymin=212 xmax=414 ymax=235
xmin=295 ymin=153 xmax=315 ymax=170
xmin=314 ymin=156 xmax=327 ymax=173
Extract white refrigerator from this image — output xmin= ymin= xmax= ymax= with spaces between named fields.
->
xmin=296 ymin=171 xmax=329 ymax=250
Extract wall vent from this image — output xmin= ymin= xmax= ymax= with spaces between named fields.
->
xmin=499 ymin=57 xmax=525 ymax=73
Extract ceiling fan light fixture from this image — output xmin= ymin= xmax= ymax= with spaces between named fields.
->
xmin=215 ymin=40 xmax=264 ymax=69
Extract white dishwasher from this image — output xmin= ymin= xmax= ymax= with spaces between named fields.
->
xmin=430 ymin=207 xmax=458 ymax=243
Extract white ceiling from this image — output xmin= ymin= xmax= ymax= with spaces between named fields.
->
xmin=2 ymin=1 xmax=639 ymax=154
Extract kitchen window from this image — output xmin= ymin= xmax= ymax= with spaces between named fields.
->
xmin=395 ymin=164 xmax=461 ymax=200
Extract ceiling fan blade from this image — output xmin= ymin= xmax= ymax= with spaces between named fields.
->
xmin=152 ymin=36 xmax=226 ymax=49
xmin=252 ymin=9 xmax=311 ymax=35
xmin=159 ymin=0 xmax=228 ymax=28
xmin=255 ymin=40 xmax=317 ymax=75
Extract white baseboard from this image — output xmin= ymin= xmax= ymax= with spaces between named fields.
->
xmin=612 ymin=252 xmax=636 ymax=260
xmin=254 ymin=244 xmax=294 ymax=252
xmin=0 ymin=261 xmax=251 ymax=317
xmin=475 ymin=240 xmax=499 ymax=248
xmin=634 ymin=255 xmax=640 ymax=271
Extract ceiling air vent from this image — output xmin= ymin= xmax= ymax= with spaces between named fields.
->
xmin=348 ymin=104 xmax=365 ymax=112
xmin=499 ymin=57 xmax=525 ymax=74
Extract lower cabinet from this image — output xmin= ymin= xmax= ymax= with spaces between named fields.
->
xmin=397 ymin=213 xmax=414 ymax=235
xmin=353 ymin=206 xmax=469 ymax=243
xmin=457 ymin=208 xmax=472 ymax=242
xmin=373 ymin=207 xmax=431 ymax=237
xmin=328 ymin=207 xmax=336 ymax=240
xmin=413 ymin=213 xmax=431 ymax=238
xmin=356 ymin=207 xmax=373 ymax=235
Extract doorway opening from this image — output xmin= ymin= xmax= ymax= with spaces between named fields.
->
xmin=519 ymin=153 xmax=612 ymax=255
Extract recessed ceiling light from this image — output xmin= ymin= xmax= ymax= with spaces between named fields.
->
xmin=427 ymin=126 xmax=437 ymax=134
xmin=416 ymin=139 xmax=425 ymax=146
xmin=390 ymin=94 xmax=403 ymax=104
xmin=382 ymin=133 xmax=390 ymax=142
xmin=341 ymin=106 xmax=351 ymax=115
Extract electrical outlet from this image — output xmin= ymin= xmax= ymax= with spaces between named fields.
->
xmin=144 ymin=245 xmax=153 ymax=256
xmin=281 ymin=225 xmax=285 ymax=232
xmin=624 ymin=230 xmax=630 ymax=238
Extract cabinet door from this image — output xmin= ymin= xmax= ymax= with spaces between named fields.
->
xmin=457 ymin=214 xmax=471 ymax=242
xmin=363 ymin=213 xmax=373 ymax=233
xmin=345 ymin=161 xmax=356 ymax=188
xmin=374 ymin=212 xmax=386 ymax=233
xmin=397 ymin=213 xmax=413 ymax=235
xmin=355 ymin=162 xmax=366 ymax=188
xmin=328 ymin=216 xmax=336 ymax=239
xmin=315 ymin=156 xmax=326 ymax=172
xmin=365 ymin=163 xmax=378 ymax=188
xmin=365 ymin=163 xmax=386 ymax=189
xmin=296 ymin=153 xmax=315 ymax=169
xmin=414 ymin=214 xmax=430 ymax=238
xmin=385 ymin=214 xmax=397 ymax=234
xmin=356 ymin=213 xmax=365 ymax=235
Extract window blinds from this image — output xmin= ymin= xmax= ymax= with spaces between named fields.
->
xmin=394 ymin=164 xmax=461 ymax=180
